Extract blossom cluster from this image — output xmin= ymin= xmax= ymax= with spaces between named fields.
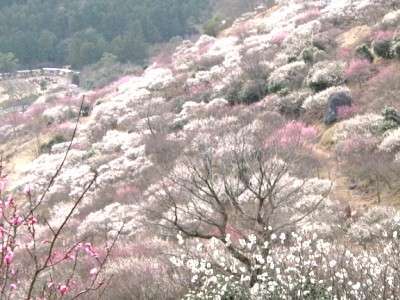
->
xmin=305 ymin=61 xmax=345 ymax=91
xmin=179 ymin=218 xmax=400 ymax=300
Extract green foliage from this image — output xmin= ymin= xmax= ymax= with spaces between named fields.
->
xmin=308 ymin=81 xmax=330 ymax=93
xmin=238 ymin=80 xmax=264 ymax=104
xmin=40 ymin=134 xmax=67 ymax=154
xmin=109 ymin=21 xmax=148 ymax=64
xmin=391 ymin=40 xmax=400 ymax=59
xmin=302 ymin=47 xmax=315 ymax=63
xmin=268 ymin=83 xmax=286 ymax=94
xmin=67 ymin=28 xmax=107 ymax=68
xmin=379 ymin=106 xmax=400 ymax=133
xmin=0 ymin=52 xmax=18 ymax=73
xmin=0 ymin=0 xmax=210 ymax=69
xmin=203 ymin=16 xmax=226 ymax=37
xmin=225 ymin=77 xmax=268 ymax=105
xmin=355 ymin=44 xmax=374 ymax=62
xmin=373 ymin=40 xmax=394 ymax=59
xmin=72 ymin=73 xmax=80 ymax=86
xmin=80 ymin=53 xmax=140 ymax=90
xmin=39 ymin=80 xmax=47 ymax=91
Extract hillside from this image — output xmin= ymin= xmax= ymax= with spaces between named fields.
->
xmin=1 ymin=0 xmax=400 ymax=298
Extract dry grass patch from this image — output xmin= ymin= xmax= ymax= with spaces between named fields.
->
xmin=336 ymin=25 xmax=372 ymax=49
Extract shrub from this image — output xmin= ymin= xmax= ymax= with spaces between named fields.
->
xmin=372 ymin=31 xmax=395 ymax=59
xmin=391 ymin=39 xmax=400 ymax=58
xmin=42 ymin=105 xmax=78 ymax=125
xmin=224 ymin=77 xmax=267 ymax=105
xmin=306 ymin=61 xmax=345 ymax=92
xmin=0 ymin=162 xmax=116 ymax=299
xmin=381 ymin=9 xmax=400 ymax=27
xmin=301 ymin=47 xmax=326 ymax=64
xmin=270 ymin=121 xmax=318 ymax=148
xmin=40 ymin=134 xmax=67 ymax=154
xmin=239 ymin=80 xmax=265 ymax=104
xmin=268 ymin=61 xmax=308 ymax=92
xmin=379 ymin=127 xmax=400 ymax=153
xmin=344 ymin=59 xmax=372 ymax=84
xmin=203 ymin=16 xmax=228 ymax=37
xmin=270 ymin=89 xmax=312 ymax=117
xmin=355 ymin=44 xmax=374 ymax=62
xmin=270 ymin=31 xmax=289 ymax=46
xmin=333 ymin=113 xmax=385 ymax=141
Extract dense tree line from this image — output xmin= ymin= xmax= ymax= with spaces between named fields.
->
xmin=0 ymin=0 xmax=209 ymax=69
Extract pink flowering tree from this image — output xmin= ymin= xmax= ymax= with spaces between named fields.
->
xmin=0 ymin=99 xmax=121 ymax=299
xmin=336 ymin=105 xmax=358 ymax=121
xmin=0 ymin=164 xmax=121 ymax=299
xmin=344 ymin=59 xmax=373 ymax=86
xmin=268 ymin=121 xmax=318 ymax=148
xmin=270 ymin=31 xmax=288 ymax=46
xmin=361 ymin=65 xmax=400 ymax=111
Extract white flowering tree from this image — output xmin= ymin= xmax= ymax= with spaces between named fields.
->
xmin=146 ymin=125 xmax=336 ymax=297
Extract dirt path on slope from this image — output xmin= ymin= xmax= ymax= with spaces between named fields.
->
xmin=313 ymin=144 xmax=373 ymax=217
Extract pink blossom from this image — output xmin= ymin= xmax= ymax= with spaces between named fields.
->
xmin=368 ymin=65 xmax=396 ymax=84
xmin=344 ymin=59 xmax=371 ymax=81
xmin=64 ymin=249 xmax=76 ymax=261
xmin=337 ymin=47 xmax=352 ymax=60
xmin=12 ymin=216 xmax=23 ymax=226
xmin=87 ymin=87 xmax=113 ymax=105
xmin=270 ymin=31 xmax=288 ymax=46
xmin=23 ymin=185 xmax=32 ymax=196
xmin=5 ymin=195 xmax=14 ymax=208
xmin=374 ymin=30 xmax=394 ymax=42
xmin=9 ymin=283 xmax=17 ymax=290
xmin=4 ymin=249 xmax=14 ymax=265
xmin=269 ymin=121 xmax=318 ymax=147
xmin=23 ymin=104 xmax=46 ymax=121
xmin=84 ymin=243 xmax=99 ymax=258
xmin=26 ymin=216 xmax=38 ymax=226
xmin=337 ymin=105 xmax=358 ymax=120
xmin=58 ymin=284 xmax=69 ymax=296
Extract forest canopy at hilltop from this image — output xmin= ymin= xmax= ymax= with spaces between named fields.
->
xmin=0 ymin=0 xmax=209 ymax=69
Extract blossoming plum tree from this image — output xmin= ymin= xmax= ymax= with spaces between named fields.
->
xmin=0 ymin=99 xmax=121 ymax=299
xmin=146 ymin=125 xmax=334 ymax=296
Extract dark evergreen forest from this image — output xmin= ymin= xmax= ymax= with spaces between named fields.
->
xmin=0 ymin=0 xmax=209 ymax=69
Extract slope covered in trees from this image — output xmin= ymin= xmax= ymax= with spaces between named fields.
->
xmin=4 ymin=0 xmax=400 ymax=298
